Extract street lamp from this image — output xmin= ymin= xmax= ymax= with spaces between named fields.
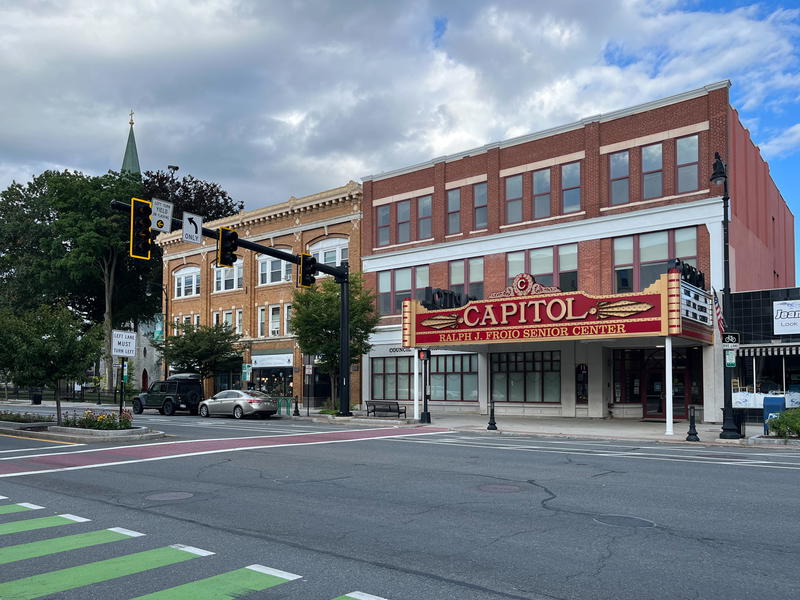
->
xmin=710 ymin=152 xmax=740 ymax=439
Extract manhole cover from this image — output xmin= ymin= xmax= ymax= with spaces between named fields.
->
xmin=478 ymin=484 xmax=523 ymax=493
xmin=593 ymin=515 xmax=656 ymax=528
xmin=145 ymin=492 xmax=194 ymax=501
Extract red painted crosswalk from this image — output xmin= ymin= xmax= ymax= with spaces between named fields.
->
xmin=0 ymin=427 xmax=447 ymax=478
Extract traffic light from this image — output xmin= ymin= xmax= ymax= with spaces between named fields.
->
xmin=217 ymin=227 xmax=238 ymax=268
xmin=130 ymin=197 xmax=153 ymax=260
xmin=417 ymin=348 xmax=431 ymax=361
xmin=299 ymin=253 xmax=317 ymax=288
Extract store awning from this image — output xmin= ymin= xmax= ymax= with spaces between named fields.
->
xmin=738 ymin=345 xmax=800 ymax=357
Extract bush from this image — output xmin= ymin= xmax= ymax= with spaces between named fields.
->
xmin=767 ymin=408 xmax=800 ymax=438
xmin=0 ymin=410 xmax=54 ymax=423
xmin=62 ymin=409 xmax=134 ymax=430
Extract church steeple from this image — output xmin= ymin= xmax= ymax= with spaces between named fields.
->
xmin=121 ymin=110 xmax=141 ymax=174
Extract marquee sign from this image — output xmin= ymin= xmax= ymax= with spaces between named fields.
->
xmin=404 ymin=274 xmax=671 ymax=347
xmin=402 ymin=271 xmax=714 ymax=348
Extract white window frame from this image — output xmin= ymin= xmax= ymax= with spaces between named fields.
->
xmin=284 ymin=303 xmax=292 ymax=336
xmin=258 ymin=307 xmax=266 ymax=337
xmin=236 ymin=309 xmax=243 ymax=335
xmin=173 ymin=317 xmax=179 ymax=336
xmin=194 ymin=314 xmax=201 ymax=326
xmin=214 ymin=260 xmax=243 ymax=292
xmin=258 ymin=255 xmax=293 ymax=285
xmin=174 ymin=267 xmax=201 ymax=299
xmin=269 ymin=305 xmax=281 ymax=337
xmin=223 ymin=310 xmax=233 ymax=330
xmin=309 ymin=237 xmax=349 ymax=273
xmin=213 ymin=312 xmax=220 ymax=327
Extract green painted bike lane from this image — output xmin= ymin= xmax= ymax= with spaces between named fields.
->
xmin=0 ymin=544 xmax=209 ymax=600
xmin=0 ymin=527 xmax=140 ymax=565
xmin=0 ymin=513 xmax=88 ymax=535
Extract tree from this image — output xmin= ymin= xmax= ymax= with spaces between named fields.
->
xmin=9 ymin=306 xmax=103 ymax=424
xmin=0 ymin=307 xmax=23 ymax=401
xmin=290 ymin=272 xmax=379 ymax=408
xmin=150 ymin=323 xmax=242 ymax=383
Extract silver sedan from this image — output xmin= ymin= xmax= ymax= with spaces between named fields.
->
xmin=198 ymin=390 xmax=278 ymax=419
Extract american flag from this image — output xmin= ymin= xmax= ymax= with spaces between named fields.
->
xmin=713 ymin=290 xmax=726 ymax=334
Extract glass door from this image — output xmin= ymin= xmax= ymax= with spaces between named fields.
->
xmin=644 ymin=371 xmax=664 ymax=417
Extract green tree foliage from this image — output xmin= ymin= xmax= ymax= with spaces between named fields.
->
xmin=4 ymin=306 xmax=103 ymax=424
xmin=290 ymin=272 xmax=379 ymax=407
xmin=151 ymin=323 xmax=242 ymax=382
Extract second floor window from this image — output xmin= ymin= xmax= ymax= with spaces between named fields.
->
xmin=310 ymin=237 xmax=349 ymax=269
xmin=507 ymin=244 xmax=578 ymax=291
xmin=449 ymin=257 xmax=484 ymax=300
xmin=377 ymin=265 xmax=428 ymax=315
xmin=610 ymin=150 xmax=629 ymax=205
xmin=447 ymin=189 xmax=461 ymax=234
xmin=505 ymin=175 xmax=523 ymax=224
xmin=561 ymin=162 xmax=581 ymax=213
xmin=174 ymin=267 xmax=200 ymax=298
xmin=214 ymin=260 xmax=243 ymax=292
xmin=533 ymin=169 xmax=550 ymax=219
xmin=676 ymin=135 xmax=699 ymax=193
xmin=269 ymin=306 xmax=281 ymax=336
xmin=473 ymin=183 xmax=487 ymax=230
xmin=642 ymin=143 xmax=663 ymax=199
xmin=614 ymin=227 xmax=697 ymax=292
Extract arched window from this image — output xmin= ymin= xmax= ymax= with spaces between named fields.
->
xmin=308 ymin=237 xmax=349 ymax=269
xmin=174 ymin=267 xmax=201 ymax=298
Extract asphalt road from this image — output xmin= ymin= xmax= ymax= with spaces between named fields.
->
xmin=1 ymin=411 xmax=798 ymax=599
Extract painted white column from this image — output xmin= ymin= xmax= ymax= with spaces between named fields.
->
xmin=478 ymin=351 xmax=489 ymax=415
xmin=413 ymin=352 xmax=420 ymax=420
xmin=665 ymin=336 xmax=674 ymax=435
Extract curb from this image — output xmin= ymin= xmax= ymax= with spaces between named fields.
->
xmin=0 ymin=424 xmax=166 ymax=444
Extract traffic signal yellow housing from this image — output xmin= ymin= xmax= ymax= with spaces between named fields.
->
xmin=130 ymin=197 xmax=152 ymax=260
xmin=217 ymin=227 xmax=239 ymax=268
xmin=299 ymin=253 xmax=317 ymax=288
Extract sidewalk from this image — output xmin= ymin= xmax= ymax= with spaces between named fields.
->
xmin=2 ymin=399 xmax=796 ymax=448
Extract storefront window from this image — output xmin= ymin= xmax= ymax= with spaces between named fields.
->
xmin=490 ymin=351 xmax=561 ymax=403
xmin=371 ymin=354 xmax=477 ymax=401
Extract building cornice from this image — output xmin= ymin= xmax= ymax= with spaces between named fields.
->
xmin=362 ymin=81 xmax=731 ymax=183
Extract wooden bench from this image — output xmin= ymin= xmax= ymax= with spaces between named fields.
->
xmin=366 ymin=400 xmax=407 ymax=418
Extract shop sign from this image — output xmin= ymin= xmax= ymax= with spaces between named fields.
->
xmin=403 ymin=275 xmax=668 ymax=347
xmin=252 ymin=353 xmax=293 ymax=368
xmin=241 ymin=363 xmax=252 ymax=382
xmin=680 ymin=281 xmax=711 ymax=326
xmin=773 ymin=300 xmax=800 ymax=334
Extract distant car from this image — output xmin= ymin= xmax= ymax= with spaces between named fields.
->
xmin=199 ymin=390 xmax=278 ymax=419
xmin=132 ymin=374 xmax=203 ymax=416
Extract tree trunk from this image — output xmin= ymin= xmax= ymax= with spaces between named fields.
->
xmin=101 ymin=253 xmax=117 ymax=393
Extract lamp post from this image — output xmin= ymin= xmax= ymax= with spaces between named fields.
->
xmin=710 ymin=152 xmax=740 ymax=439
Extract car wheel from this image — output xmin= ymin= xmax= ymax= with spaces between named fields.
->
xmin=132 ymin=399 xmax=143 ymax=414
xmin=199 ymin=404 xmax=209 ymax=418
xmin=163 ymin=400 xmax=176 ymax=416
xmin=233 ymin=405 xmax=244 ymax=419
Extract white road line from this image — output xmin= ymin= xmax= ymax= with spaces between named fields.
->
xmin=397 ymin=438 xmax=800 ymax=470
xmin=345 ymin=592 xmax=390 ymax=600
xmin=245 ymin=564 xmax=302 ymax=580
xmin=0 ymin=430 xmax=449 ymax=478
xmin=108 ymin=527 xmax=145 ymax=537
xmin=60 ymin=514 xmax=91 ymax=522
xmin=171 ymin=544 xmax=215 ymax=556
xmin=17 ymin=503 xmax=45 ymax=509
xmin=0 ymin=445 xmax=87 ymax=454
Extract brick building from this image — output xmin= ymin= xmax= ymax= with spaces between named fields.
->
xmin=158 ymin=181 xmax=362 ymax=405
xmin=360 ymin=81 xmax=794 ymax=423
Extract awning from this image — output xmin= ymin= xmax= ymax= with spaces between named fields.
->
xmin=737 ymin=345 xmax=800 ymax=357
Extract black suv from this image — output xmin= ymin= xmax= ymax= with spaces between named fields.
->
xmin=132 ymin=374 xmax=203 ymax=416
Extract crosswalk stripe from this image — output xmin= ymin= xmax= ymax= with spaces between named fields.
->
xmin=0 ymin=503 xmax=43 ymax=515
xmin=0 ymin=544 xmax=206 ymax=600
xmin=0 ymin=514 xmax=89 ymax=536
xmin=0 ymin=528 xmax=139 ymax=565
xmin=126 ymin=564 xmax=302 ymax=599
xmin=332 ymin=592 xmax=390 ymax=600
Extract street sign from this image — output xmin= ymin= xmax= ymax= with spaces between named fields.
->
xmin=725 ymin=350 xmax=737 ymax=367
xmin=111 ymin=330 xmax=136 ymax=357
xmin=151 ymin=198 xmax=174 ymax=233
xmin=305 ymin=365 xmax=313 ymax=375
xmin=182 ymin=212 xmax=203 ymax=244
xmin=241 ymin=363 xmax=252 ymax=382
xmin=722 ymin=332 xmax=740 ymax=350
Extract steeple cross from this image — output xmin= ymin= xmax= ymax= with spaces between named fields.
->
xmin=129 ymin=109 xmax=134 ymax=126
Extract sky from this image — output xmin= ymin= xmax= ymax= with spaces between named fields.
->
xmin=2 ymin=0 xmax=800 ymax=270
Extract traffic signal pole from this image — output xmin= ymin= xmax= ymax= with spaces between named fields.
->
xmin=113 ymin=199 xmax=352 ymax=417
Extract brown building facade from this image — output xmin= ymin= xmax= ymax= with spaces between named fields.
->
xmin=158 ymin=181 xmax=362 ymax=406
xmin=360 ymin=81 xmax=794 ymax=423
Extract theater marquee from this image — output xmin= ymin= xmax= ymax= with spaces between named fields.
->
xmin=402 ymin=272 xmax=713 ymax=348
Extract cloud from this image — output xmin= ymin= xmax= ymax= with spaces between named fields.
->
xmin=759 ymin=123 xmax=800 ymax=158
xmin=0 ymin=1 xmax=798 ymax=210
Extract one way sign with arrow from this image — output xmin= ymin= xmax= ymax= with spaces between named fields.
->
xmin=182 ymin=211 xmax=203 ymax=244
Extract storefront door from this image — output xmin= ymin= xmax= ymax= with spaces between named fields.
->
xmin=643 ymin=370 xmax=688 ymax=418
